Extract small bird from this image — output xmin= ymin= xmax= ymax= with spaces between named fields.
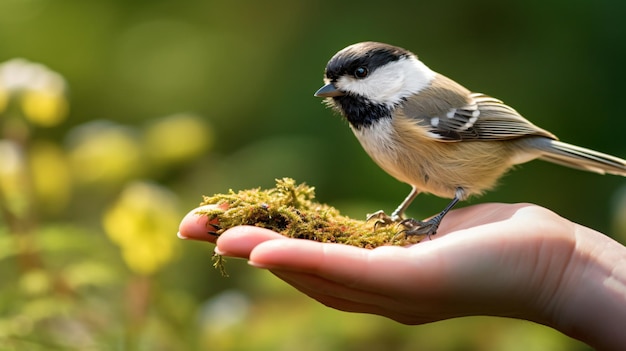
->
xmin=314 ymin=41 xmax=626 ymax=236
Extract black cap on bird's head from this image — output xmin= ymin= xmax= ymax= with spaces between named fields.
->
xmin=325 ymin=42 xmax=410 ymax=82
xmin=315 ymin=42 xmax=412 ymax=98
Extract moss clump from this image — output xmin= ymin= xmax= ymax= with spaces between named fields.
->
xmin=199 ymin=178 xmax=425 ymax=274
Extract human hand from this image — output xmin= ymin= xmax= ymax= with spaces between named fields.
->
xmin=178 ymin=202 xmax=626 ymax=351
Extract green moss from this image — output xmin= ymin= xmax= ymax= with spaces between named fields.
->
xmin=200 ymin=178 xmax=425 ymax=275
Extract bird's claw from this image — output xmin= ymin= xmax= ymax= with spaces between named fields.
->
xmin=398 ymin=217 xmax=440 ymax=239
xmin=367 ymin=210 xmax=439 ymax=240
xmin=366 ymin=210 xmax=397 ymax=229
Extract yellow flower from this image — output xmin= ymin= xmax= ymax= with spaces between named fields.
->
xmin=67 ymin=121 xmax=143 ymax=186
xmin=0 ymin=58 xmax=69 ymax=127
xmin=20 ymin=90 xmax=69 ymax=127
xmin=142 ymin=113 xmax=213 ymax=166
xmin=103 ymin=182 xmax=180 ymax=275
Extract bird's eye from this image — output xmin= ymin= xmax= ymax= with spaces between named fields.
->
xmin=354 ymin=66 xmax=368 ymax=79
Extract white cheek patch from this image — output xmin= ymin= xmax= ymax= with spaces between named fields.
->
xmin=337 ymin=57 xmax=436 ymax=107
xmin=337 ymin=72 xmax=401 ymax=105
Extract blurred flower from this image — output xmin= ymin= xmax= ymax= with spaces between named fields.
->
xmin=21 ymin=89 xmax=69 ymax=127
xmin=27 ymin=141 xmax=72 ymax=215
xmin=0 ymin=58 xmax=69 ymax=127
xmin=142 ymin=113 xmax=213 ymax=167
xmin=66 ymin=120 xmax=143 ymax=186
xmin=102 ymin=181 xmax=180 ymax=275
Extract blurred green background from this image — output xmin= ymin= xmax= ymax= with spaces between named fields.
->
xmin=1 ymin=0 xmax=625 ymax=350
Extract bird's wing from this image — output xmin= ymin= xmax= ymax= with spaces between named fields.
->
xmin=404 ymin=92 xmax=557 ymax=142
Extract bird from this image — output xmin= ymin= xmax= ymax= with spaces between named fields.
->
xmin=314 ymin=41 xmax=626 ymax=236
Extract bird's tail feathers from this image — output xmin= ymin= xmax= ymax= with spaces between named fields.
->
xmin=538 ymin=140 xmax=626 ymax=177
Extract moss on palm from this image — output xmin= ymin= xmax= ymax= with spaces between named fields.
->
xmin=198 ymin=178 xmax=425 ymax=275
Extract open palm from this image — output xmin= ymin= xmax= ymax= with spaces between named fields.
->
xmin=178 ymin=202 xmax=626 ymax=351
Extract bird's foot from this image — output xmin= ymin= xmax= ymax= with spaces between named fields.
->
xmin=366 ymin=210 xmax=401 ymax=229
xmin=367 ymin=210 xmax=439 ymax=239
xmin=398 ymin=217 xmax=441 ymax=238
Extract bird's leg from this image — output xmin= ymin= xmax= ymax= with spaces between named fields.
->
xmin=366 ymin=187 xmax=419 ymax=227
xmin=400 ymin=187 xmax=465 ymax=237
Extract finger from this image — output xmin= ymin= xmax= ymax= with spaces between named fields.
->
xmin=216 ymin=225 xmax=287 ymax=259
xmin=177 ymin=204 xmax=227 ymax=243
xmin=248 ymin=239 xmax=442 ymax=297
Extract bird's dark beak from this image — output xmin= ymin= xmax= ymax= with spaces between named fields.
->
xmin=314 ymin=83 xmax=344 ymax=97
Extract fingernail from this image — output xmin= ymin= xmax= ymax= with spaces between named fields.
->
xmin=247 ymin=261 xmax=272 ymax=269
xmin=214 ymin=246 xmax=227 ymax=256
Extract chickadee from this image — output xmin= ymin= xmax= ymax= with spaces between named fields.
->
xmin=314 ymin=41 xmax=626 ymax=236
